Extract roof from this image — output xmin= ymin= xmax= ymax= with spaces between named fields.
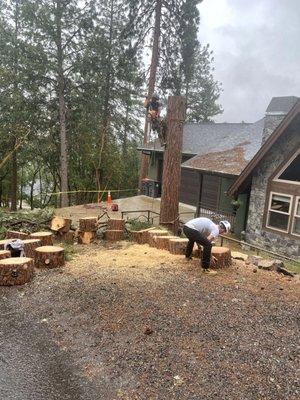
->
xmin=266 ymin=96 xmax=298 ymax=114
xmin=228 ymin=99 xmax=300 ymax=196
xmin=140 ymin=118 xmax=264 ymax=157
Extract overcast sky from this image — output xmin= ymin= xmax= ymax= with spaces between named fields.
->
xmin=198 ymin=0 xmax=300 ymax=122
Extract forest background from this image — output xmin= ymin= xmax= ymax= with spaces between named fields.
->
xmin=0 ymin=0 xmax=221 ymax=211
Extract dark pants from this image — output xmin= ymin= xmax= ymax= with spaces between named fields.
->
xmin=183 ymin=225 xmax=212 ymax=269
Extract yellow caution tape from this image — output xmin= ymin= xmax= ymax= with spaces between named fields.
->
xmin=38 ymin=188 xmax=139 ymax=196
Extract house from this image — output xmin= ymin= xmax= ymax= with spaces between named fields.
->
xmin=228 ymin=96 xmax=300 ymax=259
xmin=139 ymin=96 xmax=300 ymax=258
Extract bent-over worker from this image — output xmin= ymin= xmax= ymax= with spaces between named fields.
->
xmin=183 ymin=217 xmax=231 ymax=275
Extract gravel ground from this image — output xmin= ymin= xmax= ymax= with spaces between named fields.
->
xmin=0 ymin=241 xmax=299 ymax=400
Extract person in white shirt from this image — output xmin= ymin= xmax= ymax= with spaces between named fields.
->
xmin=183 ymin=217 xmax=231 ymax=275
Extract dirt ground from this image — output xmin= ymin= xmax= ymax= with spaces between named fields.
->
xmin=0 ymin=241 xmax=299 ymax=400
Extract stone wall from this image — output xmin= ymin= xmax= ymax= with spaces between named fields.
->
xmin=246 ymin=124 xmax=300 ymax=259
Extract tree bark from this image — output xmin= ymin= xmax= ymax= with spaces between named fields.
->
xmin=55 ymin=0 xmax=69 ymax=208
xmin=35 ymin=246 xmax=65 ymax=269
xmin=0 ymin=257 xmax=34 ymax=286
xmin=159 ymin=96 xmax=186 ymax=233
xmin=139 ymin=0 xmax=162 ymax=189
xmin=30 ymin=232 xmax=53 ymax=246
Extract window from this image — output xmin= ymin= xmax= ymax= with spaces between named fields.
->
xmin=275 ymin=150 xmax=300 ymax=184
xmin=292 ymin=197 xmax=300 ymax=236
xmin=267 ymin=193 xmax=292 ymax=232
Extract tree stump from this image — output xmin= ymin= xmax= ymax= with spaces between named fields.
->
xmin=35 ymin=246 xmax=65 ymax=269
xmin=79 ymin=217 xmax=98 ymax=232
xmin=107 ymin=219 xmax=126 ymax=231
xmin=50 ymin=217 xmax=72 ymax=234
xmin=0 ymin=257 xmax=34 ymax=286
xmin=30 ymin=232 xmax=53 ymax=246
xmin=78 ymin=231 xmax=96 ymax=245
xmin=0 ymin=250 xmax=11 ymax=260
xmin=23 ymin=239 xmax=42 ymax=258
xmin=155 ymin=235 xmax=177 ymax=251
xmin=211 ymin=247 xmax=232 ymax=269
xmin=6 ymin=230 xmax=29 ymax=240
xmin=106 ymin=230 xmax=124 ymax=241
xmin=169 ymin=238 xmax=189 ymax=255
xmin=148 ymin=230 xmax=169 ymax=247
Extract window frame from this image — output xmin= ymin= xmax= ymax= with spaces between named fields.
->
xmin=266 ymin=192 xmax=293 ymax=233
xmin=291 ymin=196 xmax=300 ymax=237
xmin=274 ymin=148 xmax=300 ymax=185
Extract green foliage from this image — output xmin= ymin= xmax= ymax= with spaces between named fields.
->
xmin=126 ymin=219 xmax=153 ymax=231
xmin=0 ymin=207 xmax=54 ymax=233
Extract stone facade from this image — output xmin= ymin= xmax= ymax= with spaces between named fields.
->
xmin=246 ymin=122 xmax=300 ymax=259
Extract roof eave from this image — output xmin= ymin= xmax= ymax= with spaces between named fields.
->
xmin=228 ymin=99 xmax=300 ymax=197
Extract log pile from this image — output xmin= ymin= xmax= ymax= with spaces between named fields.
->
xmin=35 ymin=246 xmax=65 ymax=269
xmin=168 ymin=238 xmax=188 ymax=255
xmin=0 ymin=250 xmax=11 ymax=260
xmin=148 ymin=230 xmax=169 ymax=247
xmin=211 ymin=246 xmax=232 ymax=269
xmin=30 ymin=232 xmax=53 ymax=246
xmin=23 ymin=239 xmax=42 ymax=258
xmin=155 ymin=235 xmax=177 ymax=251
xmin=105 ymin=219 xmax=126 ymax=242
xmin=6 ymin=230 xmax=29 ymax=240
xmin=0 ymin=257 xmax=34 ymax=286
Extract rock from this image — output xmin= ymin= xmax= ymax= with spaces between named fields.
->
xmin=257 ymin=259 xmax=285 ymax=272
xmin=231 ymin=251 xmax=248 ymax=261
xmin=253 ymin=268 xmax=258 ymax=273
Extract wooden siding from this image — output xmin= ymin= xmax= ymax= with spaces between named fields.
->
xmin=200 ymin=174 xmax=220 ymax=209
xmin=179 ymin=169 xmax=199 ymax=206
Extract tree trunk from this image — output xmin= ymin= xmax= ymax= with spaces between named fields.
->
xmin=30 ymin=232 xmax=53 ymax=246
xmin=169 ymin=238 xmax=189 ymax=255
xmin=0 ymin=250 xmax=11 ymax=260
xmin=10 ymin=144 xmax=18 ymax=211
xmin=159 ymin=96 xmax=186 ymax=233
xmin=23 ymin=239 xmax=42 ymax=258
xmin=79 ymin=217 xmax=98 ymax=232
xmin=211 ymin=247 xmax=232 ymax=269
xmin=55 ymin=1 xmax=69 ymax=208
xmin=107 ymin=219 xmax=125 ymax=231
xmin=105 ymin=230 xmax=124 ymax=241
xmin=6 ymin=231 xmax=29 ymax=240
xmin=139 ymin=0 xmax=162 ymax=189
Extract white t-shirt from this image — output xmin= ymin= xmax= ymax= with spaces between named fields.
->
xmin=185 ymin=217 xmax=219 ymax=239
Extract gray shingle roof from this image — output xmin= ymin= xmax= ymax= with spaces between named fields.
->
xmin=266 ymin=96 xmax=298 ymax=114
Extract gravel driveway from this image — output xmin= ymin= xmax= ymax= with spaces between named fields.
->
xmin=0 ymin=241 xmax=299 ymax=400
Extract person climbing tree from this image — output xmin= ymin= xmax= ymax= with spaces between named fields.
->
xmin=144 ymin=93 xmax=167 ymax=146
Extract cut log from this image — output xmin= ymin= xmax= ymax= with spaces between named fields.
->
xmin=155 ymin=235 xmax=178 ymax=251
xmin=35 ymin=246 xmax=65 ymax=269
xmin=79 ymin=217 xmax=98 ymax=232
xmin=107 ymin=219 xmax=126 ymax=231
xmin=50 ymin=216 xmax=72 ymax=233
xmin=106 ymin=230 xmax=124 ymax=241
xmin=30 ymin=232 xmax=53 ymax=246
xmin=0 ymin=250 xmax=11 ymax=260
xmin=0 ymin=257 xmax=34 ymax=286
xmin=6 ymin=230 xmax=29 ymax=240
xmin=78 ymin=231 xmax=96 ymax=245
xmin=193 ymin=247 xmax=203 ymax=259
xmin=129 ymin=227 xmax=156 ymax=244
xmin=211 ymin=247 xmax=232 ymax=269
xmin=23 ymin=239 xmax=42 ymax=258
xmin=147 ymin=230 xmax=170 ymax=247
xmin=169 ymin=238 xmax=189 ymax=255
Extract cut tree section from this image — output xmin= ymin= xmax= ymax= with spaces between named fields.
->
xmin=50 ymin=217 xmax=72 ymax=233
xmin=78 ymin=231 xmax=96 ymax=245
xmin=148 ymin=230 xmax=169 ymax=247
xmin=79 ymin=217 xmax=98 ymax=232
xmin=6 ymin=231 xmax=29 ymax=240
xmin=23 ymin=239 xmax=42 ymax=258
xmin=0 ymin=250 xmax=11 ymax=260
xmin=30 ymin=232 xmax=53 ymax=246
xmin=169 ymin=238 xmax=188 ymax=255
xmin=0 ymin=257 xmax=34 ymax=286
xmin=211 ymin=247 xmax=232 ymax=269
xmin=106 ymin=230 xmax=124 ymax=241
xmin=107 ymin=219 xmax=126 ymax=231
xmin=35 ymin=246 xmax=65 ymax=269
xmin=155 ymin=235 xmax=178 ymax=251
